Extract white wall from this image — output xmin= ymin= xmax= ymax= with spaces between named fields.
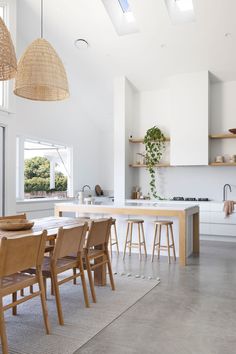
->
xmin=169 ymin=71 xmax=209 ymax=166
xmin=131 ymin=80 xmax=236 ymax=201
xmin=114 ymin=77 xmax=138 ymax=203
xmin=0 ymin=0 xmax=114 ymax=215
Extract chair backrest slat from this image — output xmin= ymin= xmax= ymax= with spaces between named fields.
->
xmin=0 ymin=213 xmax=26 ymax=221
xmin=0 ymin=231 xmax=47 ymax=277
xmin=52 ymin=223 xmax=88 ymax=261
xmin=85 ymin=218 xmax=112 ymax=249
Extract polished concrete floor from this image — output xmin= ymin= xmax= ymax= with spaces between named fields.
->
xmin=76 ymin=241 xmax=236 ymax=354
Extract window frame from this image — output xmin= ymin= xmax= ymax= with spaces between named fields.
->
xmin=16 ymin=136 xmax=74 ymax=201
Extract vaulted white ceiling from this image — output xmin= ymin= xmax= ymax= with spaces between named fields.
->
xmin=17 ymin=0 xmax=236 ymax=123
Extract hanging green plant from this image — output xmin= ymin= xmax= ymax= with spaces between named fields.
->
xmin=144 ymin=126 xmax=166 ymax=199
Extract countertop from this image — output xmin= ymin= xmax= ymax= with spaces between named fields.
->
xmin=54 ymin=201 xmax=198 ymax=212
xmin=126 ymin=199 xmax=224 ymax=205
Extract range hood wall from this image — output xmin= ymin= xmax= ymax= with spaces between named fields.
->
xmin=169 ymin=71 xmax=209 ymax=166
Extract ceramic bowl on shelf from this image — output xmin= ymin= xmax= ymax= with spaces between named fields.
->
xmin=215 ymin=156 xmax=224 ymax=163
xmin=229 ymin=128 xmax=236 ymax=134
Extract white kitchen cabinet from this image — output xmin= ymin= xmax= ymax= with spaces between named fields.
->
xmin=169 ymin=71 xmax=209 ymax=166
xmin=126 ymin=199 xmax=236 ymax=241
xmin=200 ymin=202 xmax=236 ymax=240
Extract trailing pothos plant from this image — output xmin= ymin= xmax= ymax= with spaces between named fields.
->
xmin=144 ymin=126 xmax=166 ymax=199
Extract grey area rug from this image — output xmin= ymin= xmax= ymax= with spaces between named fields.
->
xmin=1 ymin=274 xmax=160 ymax=354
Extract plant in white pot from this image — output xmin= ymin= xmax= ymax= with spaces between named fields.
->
xmin=144 ymin=126 xmax=166 ymax=199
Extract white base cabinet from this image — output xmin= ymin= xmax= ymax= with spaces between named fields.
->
xmin=126 ymin=200 xmax=236 ymax=242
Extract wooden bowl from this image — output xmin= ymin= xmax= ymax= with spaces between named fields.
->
xmin=229 ymin=128 xmax=236 ymax=134
xmin=0 ymin=219 xmax=34 ymax=231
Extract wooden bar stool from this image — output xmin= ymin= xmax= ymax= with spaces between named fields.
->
xmin=109 ymin=218 xmax=119 ymax=256
xmin=151 ymin=220 xmax=176 ymax=263
xmin=123 ymin=219 xmax=147 ymax=260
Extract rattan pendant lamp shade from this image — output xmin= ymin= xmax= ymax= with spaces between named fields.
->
xmin=14 ymin=0 xmax=69 ymax=101
xmin=0 ymin=17 xmax=17 ymax=80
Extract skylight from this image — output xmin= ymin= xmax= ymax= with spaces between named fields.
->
xmin=164 ymin=0 xmax=195 ymax=25
xmin=118 ymin=0 xmax=135 ymax=22
xmin=102 ymin=0 xmax=139 ymax=36
xmin=175 ymin=0 xmax=193 ymax=12
xmin=118 ymin=0 xmax=130 ymax=13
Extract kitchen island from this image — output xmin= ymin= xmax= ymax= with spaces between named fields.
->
xmin=55 ymin=202 xmax=199 ymax=266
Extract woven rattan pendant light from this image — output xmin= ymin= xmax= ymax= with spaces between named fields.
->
xmin=0 ymin=16 xmax=17 ymax=80
xmin=14 ymin=0 xmax=69 ymax=101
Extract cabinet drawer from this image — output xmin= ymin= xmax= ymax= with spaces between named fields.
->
xmin=210 ymin=223 xmax=236 ymax=237
xmin=210 ymin=212 xmax=236 ymax=224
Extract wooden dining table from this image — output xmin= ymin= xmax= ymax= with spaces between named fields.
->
xmin=0 ymin=216 xmax=107 ymax=286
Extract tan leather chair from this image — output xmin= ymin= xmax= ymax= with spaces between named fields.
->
xmin=0 ymin=231 xmax=50 ymax=354
xmin=84 ymin=218 xmax=115 ymax=303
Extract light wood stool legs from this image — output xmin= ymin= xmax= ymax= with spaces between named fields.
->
xmin=123 ymin=222 xmax=130 ymax=259
xmin=109 ymin=220 xmax=119 ymax=256
xmin=141 ymin=223 xmax=147 ymax=257
xmin=123 ymin=220 xmax=147 ymax=260
xmin=129 ymin=223 xmax=133 ymax=257
xmin=169 ymin=224 xmax=176 ymax=261
xmin=152 ymin=221 xmax=176 ymax=263
xmin=151 ymin=223 xmax=158 ymax=262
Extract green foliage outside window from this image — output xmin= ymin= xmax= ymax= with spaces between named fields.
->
xmin=24 ymin=156 xmax=67 ymax=193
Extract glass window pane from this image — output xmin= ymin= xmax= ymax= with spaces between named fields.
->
xmin=0 ymin=84 xmax=3 ymax=107
xmin=24 ymin=140 xmax=69 ymax=199
xmin=118 ymin=0 xmax=130 ymax=13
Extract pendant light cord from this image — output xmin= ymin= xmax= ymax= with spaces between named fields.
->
xmin=41 ymin=0 xmax=44 ymax=38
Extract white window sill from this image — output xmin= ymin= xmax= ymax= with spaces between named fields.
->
xmin=16 ymin=197 xmax=74 ymax=204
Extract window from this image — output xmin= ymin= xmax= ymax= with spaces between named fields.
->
xmin=16 ymin=137 xmax=73 ymax=200
xmin=102 ymin=0 xmax=138 ymax=35
xmin=0 ymin=4 xmax=8 ymax=108
xmin=164 ymin=0 xmax=195 ymax=24
xmin=0 ymin=126 xmax=5 ymax=215
xmin=175 ymin=0 xmax=193 ymax=12
xmin=118 ymin=0 xmax=130 ymax=13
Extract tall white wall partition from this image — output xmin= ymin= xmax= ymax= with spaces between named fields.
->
xmin=114 ymin=77 xmax=138 ymax=203
xmin=169 ymin=71 xmax=209 ymax=166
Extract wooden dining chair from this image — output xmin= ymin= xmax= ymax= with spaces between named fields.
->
xmin=0 ymin=213 xmax=38 ymax=297
xmin=0 ymin=231 xmax=50 ymax=354
xmin=84 ymin=218 xmax=115 ymax=303
xmin=27 ymin=223 xmax=89 ymax=326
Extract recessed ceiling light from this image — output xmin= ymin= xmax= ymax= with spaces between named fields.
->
xmin=74 ymin=39 xmax=89 ymax=49
xmin=175 ymin=0 xmax=193 ymax=12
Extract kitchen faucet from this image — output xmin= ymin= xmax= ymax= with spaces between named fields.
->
xmin=223 ymin=184 xmax=232 ymax=201
xmin=82 ymin=185 xmax=91 ymax=192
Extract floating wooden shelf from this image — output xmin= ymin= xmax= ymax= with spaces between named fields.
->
xmin=209 ymin=162 xmax=236 ymax=166
xmin=129 ymin=163 xmax=171 ymax=168
xmin=130 ymin=134 xmax=236 ymax=142
xmin=209 ymin=133 xmax=236 ymax=139
xmin=129 ymin=137 xmax=170 ymax=143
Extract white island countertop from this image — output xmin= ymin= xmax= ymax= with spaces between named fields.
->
xmin=54 ymin=202 xmax=199 ymax=266
xmin=55 ymin=201 xmax=198 ymax=212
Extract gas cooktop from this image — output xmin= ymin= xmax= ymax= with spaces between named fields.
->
xmin=172 ymin=197 xmax=209 ymax=202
